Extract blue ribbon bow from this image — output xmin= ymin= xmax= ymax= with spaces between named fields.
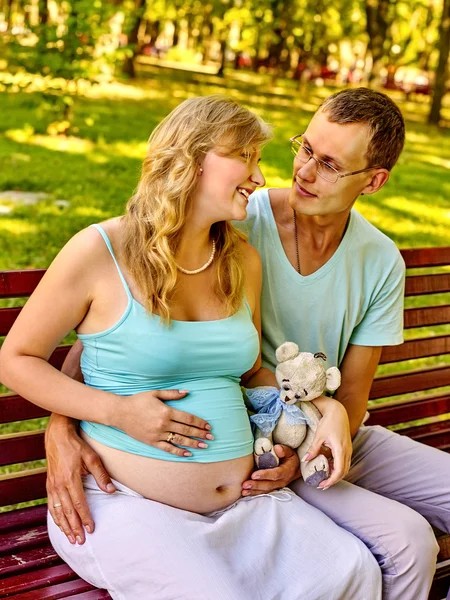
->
xmin=246 ymin=387 xmax=309 ymax=437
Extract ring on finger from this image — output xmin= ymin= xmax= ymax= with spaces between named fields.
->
xmin=53 ymin=503 xmax=62 ymax=508
xmin=166 ymin=432 xmax=175 ymax=443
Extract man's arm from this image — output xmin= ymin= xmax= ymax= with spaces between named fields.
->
xmin=46 ymin=340 xmax=115 ymax=545
xmin=334 ymin=344 xmax=382 ymax=438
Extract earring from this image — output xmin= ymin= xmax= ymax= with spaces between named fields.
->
xmin=199 ymin=167 xmax=203 ymax=175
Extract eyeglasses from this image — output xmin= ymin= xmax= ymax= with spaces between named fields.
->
xmin=289 ymin=134 xmax=382 ymax=183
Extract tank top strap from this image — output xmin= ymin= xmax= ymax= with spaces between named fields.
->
xmin=243 ymin=297 xmax=253 ymax=318
xmin=90 ymin=224 xmax=133 ymax=300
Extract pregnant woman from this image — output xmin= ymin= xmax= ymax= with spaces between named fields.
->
xmin=0 ymin=95 xmax=381 ymax=599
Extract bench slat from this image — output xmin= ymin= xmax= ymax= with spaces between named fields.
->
xmin=0 ymin=544 xmax=61 ymax=578
xmin=400 ymin=246 xmax=450 ymax=268
xmin=0 ymin=395 xmax=49 ymax=425
xmin=3 ymin=578 xmax=96 ymax=599
xmin=370 ymin=365 xmax=450 ymax=399
xmin=0 ymin=308 xmax=22 ymax=337
xmin=404 ymin=305 xmax=450 ymax=329
xmin=0 ymin=525 xmax=48 ymax=556
xmin=0 ymin=564 xmax=76 ymax=596
xmin=67 ymin=591 xmax=111 ymax=599
xmin=379 ymin=335 xmax=450 ymax=363
xmin=0 ymin=471 xmax=47 ymax=507
xmin=0 ymin=431 xmax=45 ymax=467
xmin=368 ymin=393 xmax=450 ymax=427
xmin=405 ymin=273 xmax=450 ymax=296
xmin=398 ymin=420 xmax=450 ymax=451
xmin=438 ymin=534 xmax=450 ymax=561
xmin=0 ymin=270 xmax=46 ymax=299
xmin=429 ymin=559 xmax=450 ymax=600
xmin=0 ymin=506 xmax=47 ymax=534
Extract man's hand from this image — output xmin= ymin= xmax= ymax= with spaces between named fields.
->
xmin=305 ymin=399 xmax=352 ymax=489
xmin=241 ymin=445 xmax=300 ymax=496
xmin=46 ymin=413 xmax=115 ymax=545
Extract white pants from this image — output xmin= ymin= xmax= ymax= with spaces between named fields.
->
xmin=48 ymin=475 xmax=381 ymax=600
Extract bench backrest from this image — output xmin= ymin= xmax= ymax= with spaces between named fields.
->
xmin=367 ymin=247 xmax=450 ymax=450
xmin=1 ymin=246 xmax=450 ymax=511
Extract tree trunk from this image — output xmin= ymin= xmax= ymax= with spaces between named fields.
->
xmin=429 ymin=0 xmax=450 ymax=124
xmin=365 ymin=0 xmax=392 ymax=84
xmin=217 ymin=36 xmax=228 ymax=77
xmin=38 ymin=0 xmax=49 ymax=25
xmin=122 ymin=0 xmax=146 ymax=79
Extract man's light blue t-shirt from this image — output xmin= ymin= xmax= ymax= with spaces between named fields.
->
xmin=235 ymin=189 xmax=405 ymax=371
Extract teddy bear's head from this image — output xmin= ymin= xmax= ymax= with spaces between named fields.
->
xmin=275 ymin=342 xmax=341 ymax=405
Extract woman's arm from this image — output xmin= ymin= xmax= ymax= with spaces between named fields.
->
xmin=0 ymin=228 xmax=211 ymax=450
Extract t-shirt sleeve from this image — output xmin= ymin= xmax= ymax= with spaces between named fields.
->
xmin=349 ymin=253 xmax=406 ymax=347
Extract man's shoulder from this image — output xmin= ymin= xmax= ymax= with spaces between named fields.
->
xmin=351 ymin=210 xmax=403 ymax=262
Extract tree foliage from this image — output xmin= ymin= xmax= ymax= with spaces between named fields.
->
xmin=1 ymin=0 xmax=449 ymax=123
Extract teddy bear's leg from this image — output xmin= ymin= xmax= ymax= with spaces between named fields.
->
xmin=297 ymin=403 xmax=330 ymax=486
xmin=254 ymin=427 xmax=279 ymax=469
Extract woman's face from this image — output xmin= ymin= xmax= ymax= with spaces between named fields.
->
xmin=192 ymin=145 xmax=265 ymax=224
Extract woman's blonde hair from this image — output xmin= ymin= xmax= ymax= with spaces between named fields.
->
xmin=122 ymin=95 xmax=272 ymax=322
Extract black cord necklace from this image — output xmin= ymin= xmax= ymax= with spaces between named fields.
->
xmin=293 ymin=209 xmax=300 ymax=274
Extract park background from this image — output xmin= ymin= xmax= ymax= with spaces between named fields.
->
xmin=0 ymin=0 xmax=449 ymax=507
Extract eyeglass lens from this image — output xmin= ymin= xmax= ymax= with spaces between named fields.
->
xmin=290 ymin=139 xmax=339 ymax=183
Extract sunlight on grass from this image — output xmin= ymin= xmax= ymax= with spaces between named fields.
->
xmin=73 ymin=206 xmax=109 ymax=218
xmin=6 ymin=129 xmax=95 ymax=154
xmin=0 ymin=220 xmax=38 ymax=235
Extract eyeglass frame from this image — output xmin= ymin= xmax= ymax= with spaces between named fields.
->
xmin=289 ymin=134 xmax=383 ymax=183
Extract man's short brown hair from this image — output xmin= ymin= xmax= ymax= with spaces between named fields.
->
xmin=320 ymin=88 xmax=405 ymax=171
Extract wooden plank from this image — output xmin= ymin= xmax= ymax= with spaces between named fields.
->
xmin=370 ymin=365 xmax=450 ymax=399
xmin=404 ymin=305 xmax=450 ymax=329
xmin=0 ymin=431 xmax=45 ymax=468
xmin=70 ymin=591 xmax=111 ymax=599
xmin=0 ymin=271 xmax=45 ymax=299
xmin=0 ymin=506 xmax=47 ymax=535
xmin=0 ymin=564 xmax=76 ymax=596
xmin=405 ymin=273 xmax=450 ymax=296
xmin=0 ymin=525 xmax=48 ymax=556
xmin=0 ymin=395 xmax=49 ymax=425
xmin=0 ymin=470 xmax=47 ymax=508
xmin=368 ymin=393 xmax=450 ymax=427
xmin=398 ymin=420 xmax=450 ymax=451
xmin=0 ymin=308 xmax=21 ymax=336
xmin=2 ymin=578 xmax=95 ymax=599
xmin=438 ymin=534 xmax=450 ymax=561
xmin=401 ymin=246 xmax=450 ymax=268
xmin=379 ymin=335 xmax=450 ymax=364
xmin=429 ymin=559 xmax=450 ymax=600
xmin=0 ymin=544 xmax=61 ymax=578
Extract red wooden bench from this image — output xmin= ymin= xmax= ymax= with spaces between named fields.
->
xmin=1 ymin=246 xmax=450 ymax=598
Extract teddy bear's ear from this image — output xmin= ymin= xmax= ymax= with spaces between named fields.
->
xmin=276 ymin=342 xmax=299 ymax=363
xmin=325 ymin=367 xmax=341 ymax=392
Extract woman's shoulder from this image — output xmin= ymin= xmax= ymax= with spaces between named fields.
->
xmin=50 ymin=217 xmax=124 ymax=274
xmin=240 ymin=239 xmax=262 ymax=278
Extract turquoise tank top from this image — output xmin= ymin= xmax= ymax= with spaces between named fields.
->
xmin=79 ymin=225 xmax=258 ymax=463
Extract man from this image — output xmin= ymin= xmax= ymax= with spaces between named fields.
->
xmin=45 ymin=88 xmax=449 ymax=599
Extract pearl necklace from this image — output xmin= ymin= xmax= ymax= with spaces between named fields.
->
xmin=175 ymin=239 xmax=216 ymax=275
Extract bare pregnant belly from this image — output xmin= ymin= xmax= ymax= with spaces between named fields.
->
xmin=82 ymin=432 xmax=254 ymax=513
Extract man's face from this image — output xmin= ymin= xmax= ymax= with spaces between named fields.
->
xmin=289 ymin=110 xmax=376 ymax=218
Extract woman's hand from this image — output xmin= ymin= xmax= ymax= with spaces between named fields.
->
xmin=113 ymin=389 xmax=213 ymax=457
xmin=46 ymin=413 xmax=115 ymax=545
xmin=241 ymin=445 xmax=301 ymax=496
xmin=306 ymin=397 xmax=352 ymax=490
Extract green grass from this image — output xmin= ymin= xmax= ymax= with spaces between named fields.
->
xmin=0 ymin=70 xmax=449 ymax=271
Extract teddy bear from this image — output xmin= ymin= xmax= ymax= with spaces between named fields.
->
xmin=246 ymin=341 xmax=341 ymax=487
